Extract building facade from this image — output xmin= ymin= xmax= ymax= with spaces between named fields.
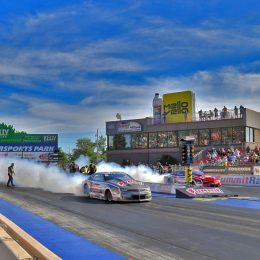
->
xmin=106 ymin=108 xmax=260 ymax=165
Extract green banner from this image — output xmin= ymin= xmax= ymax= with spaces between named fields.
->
xmin=0 ymin=124 xmax=57 ymax=143
xmin=0 ymin=134 xmax=58 ymax=143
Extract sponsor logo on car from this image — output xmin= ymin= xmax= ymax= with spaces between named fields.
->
xmin=117 ymin=179 xmax=139 ymax=186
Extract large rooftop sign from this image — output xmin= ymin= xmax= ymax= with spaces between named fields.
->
xmin=163 ymin=91 xmax=195 ymax=123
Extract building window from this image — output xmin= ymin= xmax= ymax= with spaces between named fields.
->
xmin=178 ymin=130 xmax=189 ymax=141
xmin=222 ymin=128 xmax=233 ymax=144
xmin=149 ymin=133 xmax=158 ymax=148
xmin=190 ymin=129 xmax=199 ymax=145
xmin=132 ymin=133 xmax=148 ymax=148
xmin=232 ymin=127 xmax=244 ymax=143
xmin=211 ymin=128 xmax=222 ymax=145
xmin=108 ymin=135 xmax=114 ymax=150
xmin=113 ymin=134 xmax=131 ymax=149
xmin=199 ymin=129 xmax=210 ymax=146
xmin=250 ymin=127 xmax=254 ymax=142
xmin=246 ymin=127 xmax=250 ymax=142
xmin=178 ymin=130 xmax=198 ymax=146
xmin=168 ymin=131 xmax=178 ymax=147
xmin=254 ymin=129 xmax=260 ymax=143
xmin=158 ymin=132 xmax=168 ymax=147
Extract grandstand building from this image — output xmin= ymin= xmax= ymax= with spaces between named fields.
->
xmin=106 ymin=107 xmax=260 ymax=165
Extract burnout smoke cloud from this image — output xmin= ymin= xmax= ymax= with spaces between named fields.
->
xmin=0 ymin=158 xmax=163 ymax=195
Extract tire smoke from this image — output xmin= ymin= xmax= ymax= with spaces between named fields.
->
xmin=0 ymin=158 xmax=163 ymax=195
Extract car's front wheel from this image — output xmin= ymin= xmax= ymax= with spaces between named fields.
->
xmin=105 ymin=190 xmax=113 ymax=202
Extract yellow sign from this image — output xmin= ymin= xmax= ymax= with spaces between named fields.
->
xmin=185 ymin=167 xmax=192 ymax=183
xmin=163 ymin=91 xmax=194 ymax=123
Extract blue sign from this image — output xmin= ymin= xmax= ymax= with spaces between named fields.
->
xmin=0 ymin=142 xmax=58 ymax=153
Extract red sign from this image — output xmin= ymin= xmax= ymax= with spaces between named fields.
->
xmin=186 ymin=188 xmax=224 ymax=195
xmin=117 ymin=179 xmax=139 ymax=186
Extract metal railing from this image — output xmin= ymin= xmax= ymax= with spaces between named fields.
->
xmin=147 ymin=107 xmax=245 ymax=125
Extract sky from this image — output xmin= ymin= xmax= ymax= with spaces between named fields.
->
xmin=1 ymin=0 xmax=260 ymax=152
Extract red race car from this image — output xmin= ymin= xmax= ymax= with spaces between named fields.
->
xmin=167 ymin=170 xmax=221 ymax=187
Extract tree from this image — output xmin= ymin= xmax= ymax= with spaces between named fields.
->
xmin=71 ymin=138 xmax=97 ymax=162
xmin=58 ymin=147 xmax=69 ymax=167
xmin=71 ymin=136 xmax=107 ymax=163
xmin=0 ymin=122 xmax=27 ymax=135
xmin=97 ymin=135 xmax=107 ymax=161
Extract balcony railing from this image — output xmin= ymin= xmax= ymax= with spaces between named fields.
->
xmin=147 ymin=108 xmax=244 ymax=125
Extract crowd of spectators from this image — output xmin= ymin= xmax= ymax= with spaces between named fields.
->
xmin=198 ymin=105 xmax=245 ymax=121
xmin=199 ymin=146 xmax=260 ymax=170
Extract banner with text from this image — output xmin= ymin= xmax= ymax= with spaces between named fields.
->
xmin=0 ymin=142 xmax=58 ymax=162
xmin=212 ymin=174 xmax=260 ymax=187
xmin=163 ymin=91 xmax=195 ymax=123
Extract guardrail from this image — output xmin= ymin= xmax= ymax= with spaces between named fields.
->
xmin=0 ymin=214 xmax=61 ymax=260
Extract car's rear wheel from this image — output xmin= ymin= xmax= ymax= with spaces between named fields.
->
xmin=106 ymin=190 xmax=113 ymax=202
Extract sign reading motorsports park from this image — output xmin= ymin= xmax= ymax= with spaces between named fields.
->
xmin=0 ymin=128 xmax=58 ymax=161
xmin=163 ymin=91 xmax=195 ymax=123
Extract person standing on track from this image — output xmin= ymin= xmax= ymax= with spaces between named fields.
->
xmin=7 ymin=163 xmax=15 ymax=187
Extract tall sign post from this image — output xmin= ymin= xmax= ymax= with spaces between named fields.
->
xmin=180 ymin=137 xmax=195 ymax=186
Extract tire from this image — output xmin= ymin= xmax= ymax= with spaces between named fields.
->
xmin=83 ymin=184 xmax=90 ymax=196
xmin=106 ymin=190 xmax=113 ymax=202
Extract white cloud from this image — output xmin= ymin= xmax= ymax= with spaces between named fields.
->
xmin=1 ymin=2 xmax=260 ymax=151
xmin=25 ymin=10 xmax=78 ymax=29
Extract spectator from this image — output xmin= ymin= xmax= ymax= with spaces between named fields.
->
xmin=87 ymin=161 xmax=97 ymax=175
xmin=239 ymin=105 xmax=244 ymax=118
xmin=69 ymin=162 xmax=78 ymax=173
xmin=222 ymin=106 xmax=227 ymax=118
xmin=198 ymin=110 xmax=203 ymax=121
xmin=184 ymin=111 xmax=188 ymax=122
xmin=199 ymin=161 xmax=204 ymax=171
xmin=209 ymin=110 xmax=214 ymax=120
xmin=234 ymin=106 xmax=238 ymax=118
xmin=214 ymin=108 xmax=218 ymax=118
xmin=234 ymin=149 xmax=240 ymax=159
xmin=203 ymin=111 xmax=208 ymax=120
xmin=80 ymin=165 xmax=88 ymax=175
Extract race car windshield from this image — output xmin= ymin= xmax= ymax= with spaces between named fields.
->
xmin=104 ymin=173 xmax=133 ymax=181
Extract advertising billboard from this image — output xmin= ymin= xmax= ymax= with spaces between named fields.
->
xmin=0 ymin=124 xmax=58 ymax=161
xmin=117 ymin=121 xmax=142 ymax=133
xmin=163 ymin=91 xmax=195 ymax=123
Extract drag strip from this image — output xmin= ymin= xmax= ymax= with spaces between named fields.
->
xmin=0 ymin=185 xmax=260 ymax=260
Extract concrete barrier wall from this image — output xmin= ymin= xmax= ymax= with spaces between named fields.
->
xmin=146 ymin=182 xmax=185 ymax=194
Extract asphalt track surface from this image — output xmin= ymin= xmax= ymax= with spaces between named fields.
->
xmin=0 ymin=185 xmax=260 ymax=260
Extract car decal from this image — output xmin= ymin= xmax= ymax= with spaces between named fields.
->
xmin=117 ymin=179 xmax=139 ymax=186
